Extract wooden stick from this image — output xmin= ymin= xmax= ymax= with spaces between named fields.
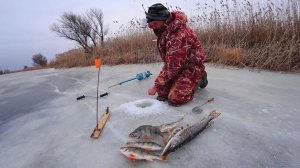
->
xmin=91 ymin=107 xmax=110 ymax=139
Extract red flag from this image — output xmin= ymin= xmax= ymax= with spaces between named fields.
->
xmin=95 ymin=58 xmax=101 ymax=68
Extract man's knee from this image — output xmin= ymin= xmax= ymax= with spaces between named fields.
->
xmin=168 ymin=93 xmax=192 ymax=106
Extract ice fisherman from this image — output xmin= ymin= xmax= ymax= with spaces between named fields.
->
xmin=146 ymin=3 xmax=208 ymax=106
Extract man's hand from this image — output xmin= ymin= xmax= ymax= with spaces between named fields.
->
xmin=148 ymin=86 xmax=157 ymax=95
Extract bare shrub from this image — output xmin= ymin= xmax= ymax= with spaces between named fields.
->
xmin=32 ymin=53 xmax=47 ymax=66
xmin=50 ymin=9 xmax=108 ymax=55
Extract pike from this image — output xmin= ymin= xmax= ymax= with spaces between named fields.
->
xmin=126 ymin=141 xmax=163 ymax=151
xmin=161 ymin=110 xmax=221 ymax=156
xmin=120 ymin=147 xmax=167 ymax=161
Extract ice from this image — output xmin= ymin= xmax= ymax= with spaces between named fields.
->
xmin=114 ymin=99 xmax=168 ymax=118
xmin=0 ymin=63 xmax=300 ymax=168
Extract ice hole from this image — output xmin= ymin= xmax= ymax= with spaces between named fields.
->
xmin=135 ymin=100 xmax=153 ymax=108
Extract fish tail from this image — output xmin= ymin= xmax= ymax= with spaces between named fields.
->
xmin=145 ymin=148 xmax=151 ymax=153
xmin=162 ymin=137 xmax=168 ymax=145
xmin=208 ymin=110 xmax=221 ymax=120
xmin=129 ymin=154 xmax=136 ymax=161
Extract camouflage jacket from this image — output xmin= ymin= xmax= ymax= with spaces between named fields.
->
xmin=153 ymin=11 xmax=206 ymax=88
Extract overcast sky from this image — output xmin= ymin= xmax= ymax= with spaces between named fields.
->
xmin=0 ymin=0 xmax=206 ymax=71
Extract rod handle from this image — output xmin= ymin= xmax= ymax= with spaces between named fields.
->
xmin=100 ymin=92 xmax=109 ymax=97
xmin=76 ymin=95 xmax=85 ymax=100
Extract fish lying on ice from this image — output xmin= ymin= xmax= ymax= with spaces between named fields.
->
xmin=129 ymin=116 xmax=184 ymax=139
xmin=126 ymin=141 xmax=163 ymax=151
xmin=167 ymin=126 xmax=184 ymax=142
xmin=120 ymin=147 xmax=167 ymax=161
xmin=128 ymin=125 xmax=163 ymax=140
xmin=161 ymin=110 xmax=221 ymax=156
xmin=159 ymin=117 xmax=184 ymax=133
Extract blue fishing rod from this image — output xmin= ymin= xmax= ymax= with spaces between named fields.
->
xmin=76 ymin=71 xmax=152 ymax=100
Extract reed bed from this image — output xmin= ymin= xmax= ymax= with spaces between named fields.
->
xmin=49 ymin=0 xmax=300 ymax=71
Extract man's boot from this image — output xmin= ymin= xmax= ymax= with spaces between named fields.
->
xmin=156 ymin=96 xmax=168 ymax=101
xmin=198 ymin=71 xmax=208 ymax=89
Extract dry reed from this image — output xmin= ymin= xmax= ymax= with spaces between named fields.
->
xmin=48 ymin=0 xmax=300 ymax=71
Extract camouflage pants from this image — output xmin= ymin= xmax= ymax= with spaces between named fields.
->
xmin=156 ymin=65 xmax=205 ymax=106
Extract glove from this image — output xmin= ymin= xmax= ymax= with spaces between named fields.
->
xmin=148 ymin=86 xmax=157 ymax=95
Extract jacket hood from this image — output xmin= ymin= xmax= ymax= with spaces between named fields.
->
xmin=166 ymin=11 xmax=188 ymax=33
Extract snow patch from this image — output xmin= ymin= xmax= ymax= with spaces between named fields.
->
xmin=114 ymin=99 xmax=168 ymax=117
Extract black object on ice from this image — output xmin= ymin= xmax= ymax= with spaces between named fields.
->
xmin=76 ymin=92 xmax=109 ymax=100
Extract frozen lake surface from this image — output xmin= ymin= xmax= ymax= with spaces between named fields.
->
xmin=0 ymin=63 xmax=299 ymax=168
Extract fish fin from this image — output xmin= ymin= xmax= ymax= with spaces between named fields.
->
xmin=160 ymin=155 xmax=168 ymax=161
xmin=129 ymin=154 xmax=136 ymax=161
xmin=145 ymin=148 xmax=151 ymax=153
xmin=162 ymin=138 xmax=168 ymax=145
xmin=142 ymin=137 xmax=151 ymax=140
